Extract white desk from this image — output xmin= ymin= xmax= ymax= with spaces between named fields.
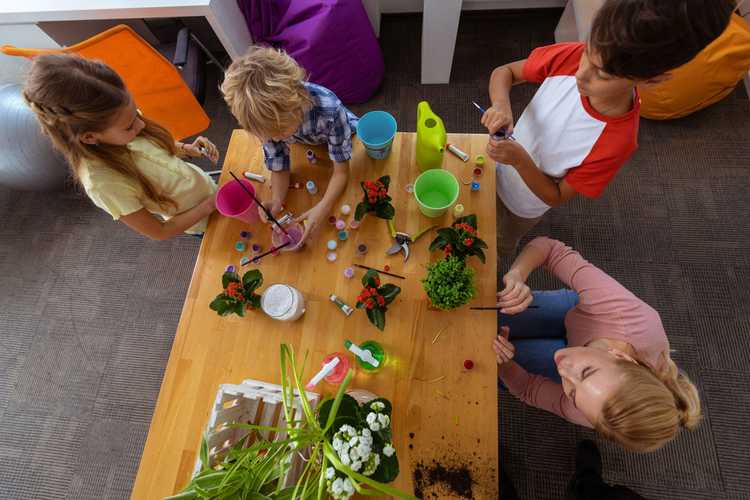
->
xmin=0 ymin=0 xmax=251 ymax=60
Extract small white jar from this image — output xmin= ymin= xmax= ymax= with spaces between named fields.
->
xmin=261 ymin=284 xmax=306 ymax=321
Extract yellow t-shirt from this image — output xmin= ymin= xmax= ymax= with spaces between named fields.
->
xmin=78 ymin=137 xmax=217 ymax=234
xmin=639 ymin=13 xmax=750 ymax=120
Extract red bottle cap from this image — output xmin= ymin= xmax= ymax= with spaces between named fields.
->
xmin=463 ymin=360 xmax=474 ymax=370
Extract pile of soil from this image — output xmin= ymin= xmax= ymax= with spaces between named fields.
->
xmin=413 ymin=460 xmax=474 ymax=499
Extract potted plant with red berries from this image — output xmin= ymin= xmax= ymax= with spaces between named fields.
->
xmin=356 ymin=269 xmax=401 ymax=331
xmin=428 ymin=214 xmax=487 ymax=263
xmin=209 ymin=269 xmax=263 ymax=317
xmin=354 ymin=175 xmax=395 ymax=222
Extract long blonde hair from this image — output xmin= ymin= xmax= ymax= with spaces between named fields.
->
xmin=23 ymin=54 xmax=177 ymax=209
xmin=220 ymin=45 xmax=313 ymax=139
xmin=596 ymin=353 xmax=701 ymax=452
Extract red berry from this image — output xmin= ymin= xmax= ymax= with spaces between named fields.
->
xmin=384 ymin=265 xmax=390 ymax=272
xmin=464 ymin=360 xmax=474 ymax=370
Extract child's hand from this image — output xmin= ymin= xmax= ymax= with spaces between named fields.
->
xmin=258 ymin=199 xmax=283 ymax=223
xmin=183 ymin=136 xmax=220 ymax=164
xmin=492 ymin=327 xmax=515 ymax=367
xmin=497 ymin=269 xmax=532 ymax=314
xmin=486 ymin=137 xmax=530 ymax=167
xmin=294 ymin=202 xmax=328 ymax=244
xmin=481 ymin=102 xmax=514 ymax=136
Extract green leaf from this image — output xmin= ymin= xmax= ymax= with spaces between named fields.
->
xmin=199 ymin=434 xmax=210 ymax=471
xmin=322 ymin=368 xmax=355 ymax=432
xmin=222 ymin=271 xmax=241 ymax=288
xmin=248 ymin=294 xmax=261 ymax=310
xmin=378 ymin=175 xmax=391 ymax=189
xmin=375 ymin=204 xmax=395 ymax=220
xmin=379 ymin=284 xmax=401 ymax=304
xmin=355 ymin=202 xmax=369 ymax=222
xmin=234 ymin=301 xmax=246 ymax=317
xmin=209 ymin=295 xmax=232 ymax=316
xmin=367 ymin=307 xmax=385 ymax=331
xmin=371 ymin=452 xmax=399 ymax=483
xmin=242 ymin=269 xmax=263 ymax=292
xmin=362 ymin=269 xmax=378 ymax=287
xmin=317 ymin=394 xmax=360 ymax=429
xmin=428 ymin=234 xmax=447 ymax=252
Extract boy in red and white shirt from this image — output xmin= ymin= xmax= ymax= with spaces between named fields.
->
xmin=482 ymin=0 xmax=733 ymax=257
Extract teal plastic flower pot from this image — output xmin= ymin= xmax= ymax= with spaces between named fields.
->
xmin=413 ymin=169 xmax=460 ymax=218
xmin=357 ymin=111 xmax=397 ymax=160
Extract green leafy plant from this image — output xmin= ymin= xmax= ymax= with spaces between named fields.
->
xmin=354 ymin=175 xmax=395 ymax=221
xmin=170 ymin=345 xmax=415 ymax=500
xmin=428 ymin=214 xmax=488 ymax=263
xmin=421 ymin=256 xmax=477 ymax=310
xmin=355 ymin=269 xmax=401 ymax=331
xmin=209 ymin=269 xmax=263 ymax=317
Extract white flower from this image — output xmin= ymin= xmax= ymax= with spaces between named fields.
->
xmin=363 ymin=452 xmax=381 ymax=476
xmin=340 ymin=452 xmax=351 ymax=466
xmin=377 ymin=413 xmax=390 ymax=428
xmin=342 ymin=478 xmax=355 ymax=494
xmin=362 ymin=428 xmax=372 ymax=438
xmin=349 ymin=446 xmax=361 ymax=460
xmin=333 ymin=436 xmax=343 ymax=451
xmin=371 ymin=401 xmax=385 ymax=411
xmin=349 ymin=436 xmax=359 ymax=447
xmin=326 ymin=467 xmax=336 ymax=480
xmin=331 ymin=478 xmax=344 ymax=495
xmin=383 ymin=443 xmax=395 ymax=457
xmin=351 ymin=459 xmax=362 ymax=472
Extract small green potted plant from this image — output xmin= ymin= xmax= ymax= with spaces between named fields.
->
xmin=421 ymin=256 xmax=477 ymax=311
xmin=355 ymin=269 xmax=401 ymax=331
xmin=428 ymin=214 xmax=487 ymax=263
xmin=209 ymin=269 xmax=263 ymax=317
xmin=354 ymin=175 xmax=395 ymax=222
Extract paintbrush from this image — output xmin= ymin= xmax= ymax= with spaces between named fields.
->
xmin=242 ymin=241 xmax=291 ymax=265
xmin=472 ymin=101 xmax=515 ymax=141
xmin=229 ymin=171 xmax=289 ymax=237
xmin=354 ymin=264 xmax=406 ymax=280
xmin=470 ymin=305 xmax=539 ymax=311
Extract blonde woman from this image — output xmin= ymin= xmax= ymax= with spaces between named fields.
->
xmin=221 ymin=46 xmax=359 ymax=244
xmin=23 ymin=54 xmax=220 ymax=240
xmin=493 ymin=237 xmax=701 ymax=452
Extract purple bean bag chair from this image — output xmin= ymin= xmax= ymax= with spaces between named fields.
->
xmin=237 ymin=0 xmax=384 ymax=104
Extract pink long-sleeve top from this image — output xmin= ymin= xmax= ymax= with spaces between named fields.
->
xmin=502 ymin=237 xmax=670 ymax=428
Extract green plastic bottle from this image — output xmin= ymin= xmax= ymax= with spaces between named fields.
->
xmin=415 ymin=101 xmax=446 ymax=171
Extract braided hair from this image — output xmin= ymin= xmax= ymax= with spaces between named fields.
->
xmin=23 ymin=54 xmax=178 ymax=209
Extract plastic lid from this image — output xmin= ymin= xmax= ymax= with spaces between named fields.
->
xmin=261 ymin=284 xmax=295 ymax=317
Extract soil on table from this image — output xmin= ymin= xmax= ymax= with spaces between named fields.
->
xmin=413 ymin=459 xmax=475 ymax=499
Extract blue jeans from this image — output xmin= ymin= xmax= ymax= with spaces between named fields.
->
xmin=499 ymin=289 xmax=579 ymax=384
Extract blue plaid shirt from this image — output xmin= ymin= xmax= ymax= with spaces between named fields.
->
xmin=262 ymin=82 xmax=359 ymax=172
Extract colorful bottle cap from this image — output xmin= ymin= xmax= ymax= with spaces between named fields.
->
xmin=328 ymin=215 xmax=337 ymax=225
xmin=327 ymin=240 xmax=338 ymax=251
xmin=240 ymin=256 xmax=250 ymax=266
xmin=252 ymin=244 xmax=262 ymax=253
xmin=225 ymin=264 xmax=236 ymax=273
xmin=474 ymin=154 xmax=485 ymax=167
xmin=340 ymin=204 xmax=351 ymax=215
xmin=335 ymin=219 xmax=346 ymax=230
xmin=471 ymin=181 xmax=480 ymax=191
xmin=349 ymin=219 xmax=361 ymax=230
xmin=235 ymin=241 xmax=246 ymax=252
xmin=326 ymin=252 xmax=337 ymax=262
xmin=338 ymin=230 xmax=349 ymax=241
xmin=473 ymin=167 xmax=483 ymax=177
xmin=405 ymin=183 xmax=414 ymax=193
xmin=306 ymin=180 xmax=318 ymax=194
xmin=356 ymin=243 xmax=368 ymax=255
xmin=240 ymin=230 xmax=251 ymax=239
xmin=454 ymin=203 xmax=465 ymax=218
xmin=344 ymin=267 xmax=355 ymax=279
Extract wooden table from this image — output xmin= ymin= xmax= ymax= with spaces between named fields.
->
xmin=132 ymin=132 xmax=499 ymax=499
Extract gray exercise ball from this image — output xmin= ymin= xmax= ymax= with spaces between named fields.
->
xmin=0 ymin=84 xmax=68 ymax=191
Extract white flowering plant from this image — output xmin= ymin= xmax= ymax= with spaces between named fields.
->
xmin=316 ymin=394 xmax=399 ymax=499
xmin=173 ymin=345 xmax=413 ymax=500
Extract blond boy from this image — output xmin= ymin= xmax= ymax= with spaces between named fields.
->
xmin=222 ymin=46 xmax=358 ymax=242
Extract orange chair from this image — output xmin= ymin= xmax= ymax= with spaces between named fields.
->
xmin=1 ymin=24 xmax=210 ymax=140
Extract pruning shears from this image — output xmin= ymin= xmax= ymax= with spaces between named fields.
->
xmin=386 ymin=219 xmax=436 ymax=262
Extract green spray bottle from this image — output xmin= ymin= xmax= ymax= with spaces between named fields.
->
xmin=415 ymin=101 xmax=446 ymax=171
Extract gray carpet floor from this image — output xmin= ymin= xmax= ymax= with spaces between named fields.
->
xmin=1 ymin=9 xmax=749 ymax=500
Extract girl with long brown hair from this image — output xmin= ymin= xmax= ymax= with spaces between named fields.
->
xmin=492 ymin=237 xmax=701 ymax=452
xmin=23 ymin=54 xmax=220 ymax=240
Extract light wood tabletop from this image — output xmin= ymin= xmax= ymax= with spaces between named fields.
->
xmin=131 ymin=131 xmax=499 ymax=499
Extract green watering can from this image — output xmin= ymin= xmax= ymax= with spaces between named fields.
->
xmin=415 ymin=101 xmax=446 ymax=171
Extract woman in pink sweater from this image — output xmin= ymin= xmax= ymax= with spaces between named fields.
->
xmin=493 ymin=237 xmax=701 ymax=452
